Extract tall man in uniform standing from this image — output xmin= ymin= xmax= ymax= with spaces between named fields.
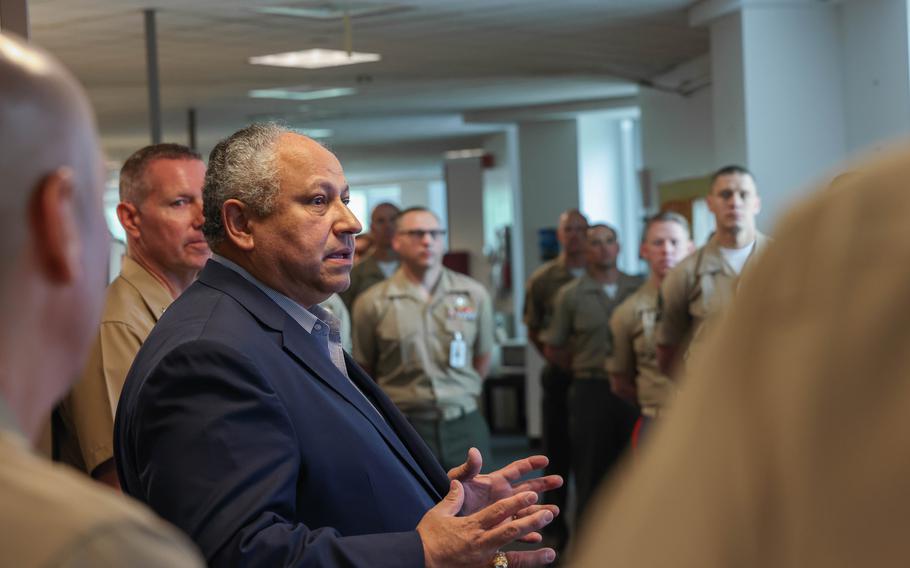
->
xmin=0 ymin=31 xmax=203 ymax=567
xmin=656 ymin=165 xmax=769 ymax=374
xmin=353 ymin=207 xmax=496 ymax=470
xmin=546 ymin=224 xmax=641 ymax=523
xmin=608 ymin=212 xmax=694 ymax=437
xmin=522 ymin=208 xmax=587 ymax=549
xmin=57 ymin=143 xmax=209 ymax=488
xmin=341 ymin=202 xmax=400 ymax=309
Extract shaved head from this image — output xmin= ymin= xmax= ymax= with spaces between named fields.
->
xmin=0 ymin=32 xmax=109 ymax=438
xmin=0 ymin=34 xmax=102 ymax=274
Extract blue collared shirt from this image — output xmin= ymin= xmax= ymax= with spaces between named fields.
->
xmin=211 ymin=255 xmax=384 ymax=418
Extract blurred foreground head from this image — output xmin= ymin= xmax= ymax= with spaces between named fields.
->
xmin=574 ymin=150 xmax=910 ymax=567
xmin=0 ymin=32 xmax=109 ymax=441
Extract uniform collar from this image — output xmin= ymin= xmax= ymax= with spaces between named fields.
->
xmin=698 ymin=232 xmax=769 ymax=276
xmin=578 ymin=270 xmax=637 ymax=294
xmin=385 ymin=266 xmax=457 ymax=302
xmin=120 ymin=256 xmax=174 ymax=320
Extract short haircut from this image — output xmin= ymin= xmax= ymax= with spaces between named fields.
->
xmin=202 ymin=123 xmax=288 ymax=248
xmin=710 ymin=164 xmax=753 ymax=185
xmin=588 ymin=223 xmax=618 ymax=241
xmin=642 ymin=211 xmax=691 ymax=243
xmin=559 ymin=208 xmax=589 ymax=227
xmin=119 ymin=143 xmax=201 ymax=204
xmin=394 ymin=206 xmax=439 ymax=224
xmin=371 ymin=202 xmax=401 ymax=217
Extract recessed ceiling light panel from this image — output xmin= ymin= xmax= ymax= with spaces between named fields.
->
xmin=249 ymin=48 xmax=380 ymax=69
xmin=256 ymin=3 xmax=409 ymax=20
xmin=248 ymin=87 xmax=356 ymax=101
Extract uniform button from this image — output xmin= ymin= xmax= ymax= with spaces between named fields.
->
xmin=314 ymin=324 xmax=321 ymax=330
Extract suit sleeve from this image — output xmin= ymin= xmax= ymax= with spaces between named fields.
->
xmin=128 ymin=340 xmax=425 ymax=568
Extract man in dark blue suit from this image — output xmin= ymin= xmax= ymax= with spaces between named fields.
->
xmin=115 ymin=123 xmax=561 ymax=567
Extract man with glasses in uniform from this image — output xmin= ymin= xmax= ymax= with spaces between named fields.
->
xmin=353 ymin=207 xmax=495 ymax=470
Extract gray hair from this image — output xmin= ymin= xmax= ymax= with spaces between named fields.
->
xmin=202 ymin=123 xmax=286 ymax=248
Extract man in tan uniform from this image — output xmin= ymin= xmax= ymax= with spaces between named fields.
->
xmin=353 ymin=207 xmax=495 ymax=470
xmin=522 ymin=208 xmax=587 ymax=549
xmin=574 ymin=151 xmax=910 ymax=568
xmin=608 ymin=212 xmax=694 ymax=435
xmin=57 ymin=143 xmax=209 ymax=487
xmin=341 ymin=202 xmax=399 ymax=310
xmin=657 ymin=165 xmax=770 ymax=373
xmin=546 ymin=224 xmax=641 ymax=523
xmin=0 ymin=31 xmax=203 ymax=567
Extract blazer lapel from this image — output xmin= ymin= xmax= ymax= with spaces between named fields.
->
xmin=345 ymin=355 xmax=449 ymax=499
xmin=282 ymin=322 xmax=445 ymax=502
xmin=200 ymin=260 xmax=447 ymax=501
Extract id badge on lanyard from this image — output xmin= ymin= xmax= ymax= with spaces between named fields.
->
xmin=449 ymin=331 xmax=467 ymax=368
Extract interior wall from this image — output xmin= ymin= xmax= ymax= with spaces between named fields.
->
xmin=639 ymin=54 xmax=715 ymax=189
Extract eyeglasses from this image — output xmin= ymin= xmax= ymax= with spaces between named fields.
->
xmin=398 ymin=229 xmax=447 ymax=240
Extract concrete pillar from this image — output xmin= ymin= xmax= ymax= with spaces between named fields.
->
xmin=841 ymin=0 xmax=910 ymax=154
xmin=516 ymin=119 xmax=580 ymax=439
xmin=444 ymin=156 xmax=489 ymax=287
xmin=696 ymin=0 xmax=848 ymax=229
xmin=517 ymin=120 xmax=580 ymax=282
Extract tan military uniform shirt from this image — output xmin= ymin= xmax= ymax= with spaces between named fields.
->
xmin=657 ymin=232 xmax=770 ymax=355
xmin=352 ymin=268 xmax=494 ymax=417
xmin=574 ymin=152 xmax=910 ymax=567
xmin=547 ymin=271 xmax=642 ymax=377
xmin=340 ymin=253 xmax=396 ymax=310
xmin=0 ymin=397 xmax=204 ymax=567
xmin=57 ymin=256 xmax=172 ymax=473
xmin=522 ymin=256 xmax=580 ymax=341
xmin=608 ymin=280 xmax=674 ymax=414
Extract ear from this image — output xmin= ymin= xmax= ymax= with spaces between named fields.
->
xmin=222 ymin=199 xmax=255 ymax=251
xmin=28 ymin=167 xmax=81 ymax=284
xmin=639 ymin=242 xmax=648 ymax=261
xmin=116 ymin=201 xmax=141 ymax=240
xmin=705 ymin=194 xmax=718 ymax=215
xmin=391 ymin=234 xmax=403 ymax=255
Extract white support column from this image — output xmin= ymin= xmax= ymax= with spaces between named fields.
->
xmin=696 ymin=0 xmax=849 ymax=229
xmin=516 ymin=119 xmax=580 ymax=440
xmin=444 ymin=156 xmax=488 ymax=287
xmin=841 ymin=0 xmax=910 ymax=154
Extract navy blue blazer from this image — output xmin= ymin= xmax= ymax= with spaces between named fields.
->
xmin=115 ymin=260 xmax=450 ymax=567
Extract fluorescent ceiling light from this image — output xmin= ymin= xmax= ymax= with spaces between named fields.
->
xmin=249 ymin=87 xmax=356 ymax=101
xmin=255 ymin=4 xmax=408 ymax=20
xmin=444 ymin=149 xmax=486 ymax=160
xmin=294 ymin=128 xmax=333 ymax=139
xmin=249 ymin=49 xmax=380 ymax=69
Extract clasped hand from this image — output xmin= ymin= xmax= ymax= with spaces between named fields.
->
xmin=417 ymin=448 xmax=564 ymax=567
